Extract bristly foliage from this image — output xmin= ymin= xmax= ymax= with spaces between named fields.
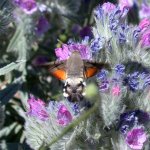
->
xmin=0 ymin=0 xmax=14 ymax=34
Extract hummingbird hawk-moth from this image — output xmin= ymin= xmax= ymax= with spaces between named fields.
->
xmin=41 ymin=51 xmax=110 ymax=102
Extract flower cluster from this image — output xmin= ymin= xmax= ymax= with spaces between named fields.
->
xmin=55 ymin=43 xmax=91 ymax=60
xmin=27 ymin=95 xmax=49 ymax=121
xmin=118 ymin=110 xmax=149 ymax=149
xmin=97 ymin=64 xmax=123 ymax=93
xmin=97 ymin=64 xmax=150 ymax=93
xmin=27 ymin=95 xmax=79 ymax=125
xmin=25 ymin=95 xmax=81 ymax=149
xmin=118 ymin=110 xmax=149 ymax=134
xmin=124 ymin=71 xmax=150 ymax=91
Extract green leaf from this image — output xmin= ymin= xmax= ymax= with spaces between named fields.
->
xmin=0 ymin=82 xmax=21 ymax=105
xmin=0 ymin=60 xmax=26 ymax=76
xmin=7 ymin=26 xmax=27 ymax=61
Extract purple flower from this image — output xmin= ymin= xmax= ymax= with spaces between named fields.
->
xmin=118 ymin=110 xmax=149 ymax=134
xmin=94 ymin=5 xmax=104 ymax=21
xmin=125 ymin=127 xmax=147 ymax=150
xmin=27 ymin=95 xmax=49 ymax=121
xmin=115 ymin=64 xmax=125 ymax=75
xmin=90 ymin=37 xmax=105 ymax=52
xmin=144 ymin=74 xmax=150 ymax=87
xmin=140 ymin=30 xmax=150 ymax=47
xmin=80 ymin=26 xmax=92 ymax=38
xmin=124 ymin=72 xmax=140 ymax=91
xmin=14 ymin=0 xmax=37 ymax=15
xmin=71 ymin=103 xmax=80 ymax=115
xmin=35 ymin=16 xmax=50 ymax=36
xmin=96 ymin=69 xmax=108 ymax=81
xmin=139 ymin=3 xmax=150 ymax=19
xmin=118 ymin=32 xmax=126 ymax=44
xmin=55 ymin=43 xmax=91 ymax=60
xmin=102 ymin=2 xmax=116 ymax=14
xmin=109 ymin=9 xmax=122 ymax=32
xmin=99 ymin=80 xmax=109 ymax=92
xmin=124 ymin=71 xmax=150 ymax=90
xmin=139 ymin=18 xmax=150 ymax=32
xmin=32 ymin=55 xmax=50 ymax=66
xmin=57 ymin=105 xmax=72 ymax=126
xmin=133 ymin=28 xmax=141 ymax=44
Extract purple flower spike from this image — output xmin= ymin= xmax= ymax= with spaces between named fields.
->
xmin=14 ymin=0 xmax=37 ymax=15
xmin=125 ymin=127 xmax=147 ymax=150
xmin=57 ymin=105 xmax=72 ymax=126
xmin=27 ymin=95 xmax=49 ymax=121
xmin=55 ymin=44 xmax=91 ymax=60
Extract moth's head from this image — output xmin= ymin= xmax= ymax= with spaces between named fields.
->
xmin=63 ymin=78 xmax=86 ymax=102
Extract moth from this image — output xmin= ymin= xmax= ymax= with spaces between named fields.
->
xmin=41 ymin=51 xmax=110 ymax=102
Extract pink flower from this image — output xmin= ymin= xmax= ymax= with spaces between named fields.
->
xmin=140 ymin=30 xmax=150 ymax=47
xmin=139 ymin=3 xmax=150 ymax=19
xmin=14 ymin=0 xmax=37 ymax=14
xmin=125 ymin=127 xmax=147 ymax=150
xmin=111 ymin=85 xmax=121 ymax=96
xmin=27 ymin=95 xmax=49 ymax=121
xmin=139 ymin=18 xmax=150 ymax=32
xmin=57 ymin=105 xmax=72 ymax=126
xmin=55 ymin=43 xmax=91 ymax=60
xmin=118 ymin=0 xmax=134 ymax=11
xmin=102 ymin=2 xmax=116 ymax=14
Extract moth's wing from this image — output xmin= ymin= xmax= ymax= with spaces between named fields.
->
xmin=40 ymin=60 xmax=67 ymax=80
xmin=83 ymin=60 xmax=110 ymax=78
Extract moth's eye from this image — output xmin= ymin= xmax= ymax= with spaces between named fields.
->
xmin=67 ymin=84 xmax=71 ymax=87
xmin=77 ymin=82 xmax=83 ymax=87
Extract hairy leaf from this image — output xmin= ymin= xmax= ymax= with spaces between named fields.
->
xmin=0 ymin=60 xmax=26 ymax=76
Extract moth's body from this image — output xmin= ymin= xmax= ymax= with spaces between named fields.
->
xmin=66 ymin=51 xmax=84 ymax=79
xmin=65 ymin=51 xmax=86 ymax=101
xmin=42 ymin=51 xmax=110 ymax=102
